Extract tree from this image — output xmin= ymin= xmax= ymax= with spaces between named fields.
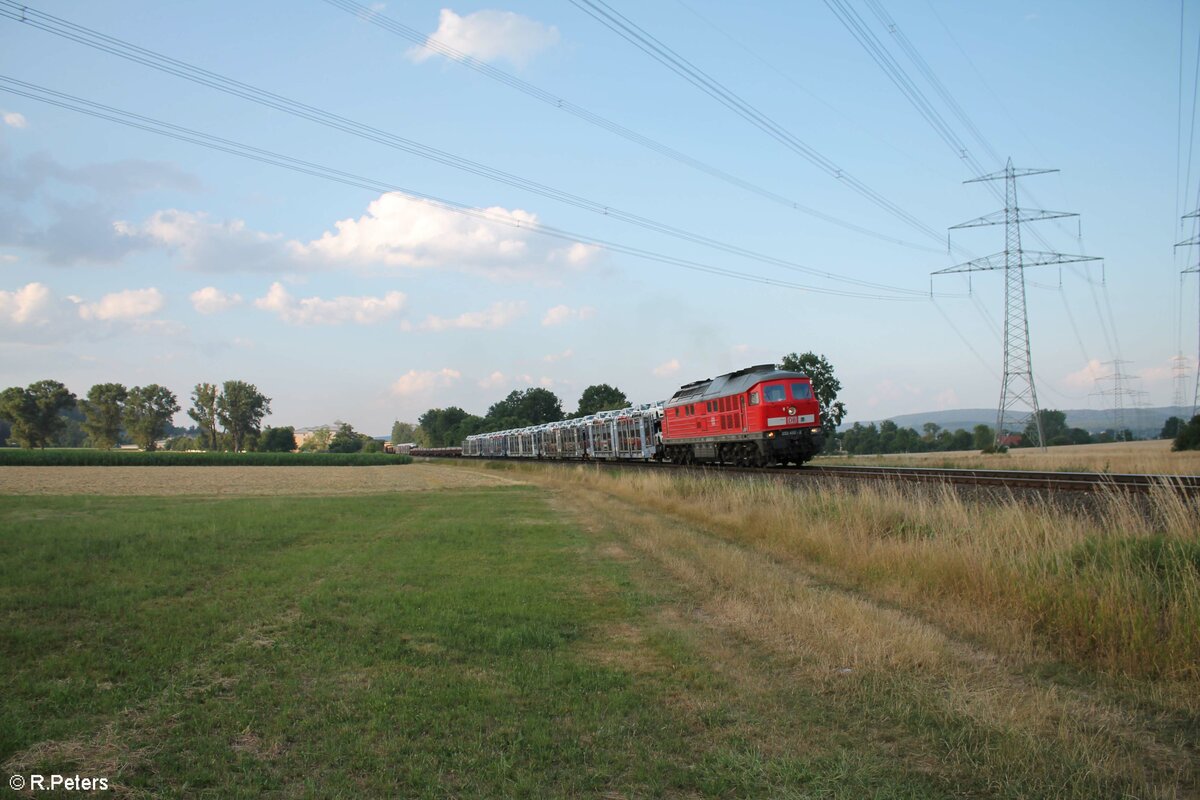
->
xmin=216 ymin=380 xmax=271 ymax=452
xmin=418 ymin=407 xmax=486 ymax=447
xmin=1161 ymin=416 xmax=1185 ymax=440
xmin=329 ymin=423 xmax=364 ymax=453
xmin=1172 ymin=415 xmax=1200 ymax=451
xmin=390 ymin=420 xmax=417 ymax=445
xmin=576 ymin=384 xmax=629 ymax=417
xmin=486 ymin=388 xmax=563 ymax=429
xmin=778 ymin=352 xmax=846 ymax=446
xmin=80 ymin=383 xmax=127 ymax=450
xmin=921 ymin=422 xmax=941 ymax=442
xmin=189 ymin=383 xmax=220 ymax=450
xmin=124 ymin=385 xmax=180 ymax=451
xmin=0 ymin=380 xmax=76 ymax=449
xmin=973 ymin=424 xmax=994 ymax=451
xmin=0 ymin=419 xmax=9 ymax=447
xmin=299 ymin=426 xmax=332 ymax=452
xmin=1023 ymin=409 xmax=1070 ymax=448
xmin=259 ymin=426 xmax=296 ymax=452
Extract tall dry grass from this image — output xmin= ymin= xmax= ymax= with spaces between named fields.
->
xmin=542 ymin=467 xmax=1200 ymax=692
xmin=821 ymin=438 xmax=1200 ymax=475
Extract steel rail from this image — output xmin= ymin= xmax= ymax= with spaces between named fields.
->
xmin=416 ymin=450 xmax=1200 ymax=495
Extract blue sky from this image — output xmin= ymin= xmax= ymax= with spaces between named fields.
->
xmin=1 ymin=0 xmax=1196 ymax=434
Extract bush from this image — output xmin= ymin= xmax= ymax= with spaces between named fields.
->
xmin=1173 ymin=415 xmax=1200 ymax=451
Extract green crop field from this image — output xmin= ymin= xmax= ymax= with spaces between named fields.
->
xmin=1 ymin=464 xmax=1196 ymax=798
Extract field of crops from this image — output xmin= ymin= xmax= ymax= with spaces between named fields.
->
xmin=0 ymin=449 xmax=413 ymax=467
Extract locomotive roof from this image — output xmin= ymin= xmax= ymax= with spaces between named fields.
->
xmin=666 ymin=364 xmax=809 ymax=405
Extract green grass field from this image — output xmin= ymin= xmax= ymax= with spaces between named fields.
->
xmin=1 ymin=469 xmax=1195 ymax=798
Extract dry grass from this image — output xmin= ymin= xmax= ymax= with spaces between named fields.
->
xmin=526 ymin=465 xmax=1200 ymax=700
xmin=0 ymin=463 xmax=524 ymax=496
xmin=821 ymin=438 xmax=1200 ymax=474
xmin=541 ymin=470 xmax=1199 ymax=797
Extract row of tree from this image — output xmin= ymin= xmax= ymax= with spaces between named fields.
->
xmin=0 ymin=379 xmax=271 ymax=451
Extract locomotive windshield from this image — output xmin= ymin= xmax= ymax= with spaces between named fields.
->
xmin=763 ymin=384 xmax=787 ymax=402
xmin=790 ymin=382 xmax=812 ymax=400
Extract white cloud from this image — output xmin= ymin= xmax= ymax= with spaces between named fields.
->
xmin=391 ymin=368 xmax=461 ymax=396
xmin=190 ymin=286 xmax=243 ymax=314
xmin=254 ymin=282 xmax=406 ymax=325
xmin=78 ymin=287 xmax=164 ymax=321
xmin=543 ymin=348 xmax=572 ymax=363
xmin=478 ymin=370 xmax=507 ymax=388
xmin=298 ymin=194 xmax=594 ymax=280
xmin=541 ymin=304 xmax=596 ymax=326
xmin=1063 ymin=359 xmax=1104 ymax=390
xmin=2 ymin=112 xmax=27 ymax=129
xmin=653 ymin=358 xmax=681 ymax=377
xmin=1 ymin=283 xmax=169 ymax=344
xmin=0 ymin=282 xmax=53 ymax=325
xmin=0 ymin=254 xmax=18 ymax=263
xmin=402 ymin=300 xmax=525 ymax=332
xmin=408 ymin=8 xmax=560 ymax=67
xmin=118 ymin=209 xmax=291 ymax=272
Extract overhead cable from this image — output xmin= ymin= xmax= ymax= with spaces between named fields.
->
xmin=0 ymin=75 xmax=949 ymax=303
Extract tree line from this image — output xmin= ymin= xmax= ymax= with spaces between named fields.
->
xmin=0 ymin=379 xmax=273 ymax=451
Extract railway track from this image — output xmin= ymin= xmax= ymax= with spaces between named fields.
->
xmin=419 ymin=451 xmax=1200 ymax=496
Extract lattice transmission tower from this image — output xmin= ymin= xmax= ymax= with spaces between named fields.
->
xmin=932 ymin=159 xmax=1100 ymax=450
xmin=1090 ymin=360 xmax=1147 ymax=440
xmin=1178 ymin=208 xmax=1200 ymax=416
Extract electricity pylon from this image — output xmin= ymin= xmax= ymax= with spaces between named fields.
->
xmin=932 ymin=159 xmax=1100 ymax=450
xmin=1178 ymin=209 xmax=1200 ymax=416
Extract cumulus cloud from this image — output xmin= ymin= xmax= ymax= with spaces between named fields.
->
xmin=543 ymin=348 xmax=572 ymax=363
xmin=391 ymin=368 xmax=461 ymax=396
xmin=254 ymin=282 xmax=406 ymax=325
xmin=190 ymin=286 xmax=243 ymax=314
xmin=408 ymin=8 xmax=560 ymax=67
xmin=541 ymin=304 xmax=596 ymax=326
xmin=77 ymin=287 xmax=164 ymax=321
xmin=653 ymin=358 xmax=680 ymax=377
xmin=478 ymin=370 xmax=507 ymax=388
xmin=119 ymin=209 xmax=291 ymax=272
xmin=297 ymin=194 xmax=595 ymax=280
xmin=0 ymin=282 xmax=168 ymax=344
xmin=402 ymin=300 xmax=525 ymax=332
xmin=0 ymin=282 xmax=54 ymax=326
xmin=1063 ymin=359 xmax=1104 ymax=390
xmin=3 ymin=112 xmax=27 ymax=129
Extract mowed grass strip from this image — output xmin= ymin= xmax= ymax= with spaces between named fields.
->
xmin=2 ymin=487 xmax=830 ymax=798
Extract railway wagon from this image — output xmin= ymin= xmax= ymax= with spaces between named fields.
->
xmin=459 ymin=364 xmax=822 ymax=467
xmin=461 ymin=402 xmax=663 ymax=462
xmin=661 ymin=364 xmax=823 ymax=466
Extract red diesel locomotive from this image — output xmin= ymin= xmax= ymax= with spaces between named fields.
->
xmin=661 ymin=363 xmax=823 ymax=466
xmin=461 ymin=363 xmax=825 ymax=466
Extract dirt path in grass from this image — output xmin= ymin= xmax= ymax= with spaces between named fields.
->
xmin=551 ymin=480 xmax=1199 ymax=798
xmin=0 ymin=463 xmax=524 ymax=495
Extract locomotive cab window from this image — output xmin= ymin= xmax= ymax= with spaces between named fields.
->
xmin=749 ymin=392 xmax=760 ymax=405
xmin=791 ymin=383 xmax=813 ymax=400
xmin=763 ymin=384 xmax=787 ymax=402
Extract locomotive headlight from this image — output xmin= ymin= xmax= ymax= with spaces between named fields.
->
xmin=767 ymin=431 xmax=775 ymax=438
xmin=787 ymin=406 xmax=796 ymax=415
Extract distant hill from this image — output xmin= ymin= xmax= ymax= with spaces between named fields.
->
xmin=843 ymin=406 xmax=1194 ymax=438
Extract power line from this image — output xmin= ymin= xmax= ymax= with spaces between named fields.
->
xmin=0 ymin=0 xmax=934 ymax=298
xmin=567 ymin=0 xmax=955 ymax=249
xmin=320 ymin=0 xmax=940 ymax=253
xmin=0 ymin=75 xmax=940 ymax=303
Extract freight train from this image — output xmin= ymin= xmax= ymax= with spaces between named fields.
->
xmin=462 ymin=364 xmax=824 ymax=466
